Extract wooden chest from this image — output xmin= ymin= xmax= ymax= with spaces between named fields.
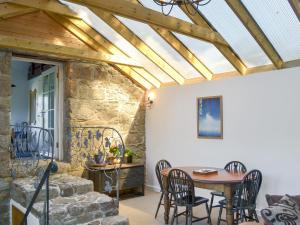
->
xmin=88 ymin=163 xmax=145 ymax=196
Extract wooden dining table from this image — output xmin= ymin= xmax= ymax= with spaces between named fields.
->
xmin=161 ymin=166 xmax=246 ymax=225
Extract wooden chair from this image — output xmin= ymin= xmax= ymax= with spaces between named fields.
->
xmin=168 ymin=168 xmax=211 ymax=225
xmin=217 ymin=170 xmax=262 ymax=225
xmin=155 ymin=159 xmax=172 ymax=218
xmin=209 ymin=161 xmax=247 ymax=216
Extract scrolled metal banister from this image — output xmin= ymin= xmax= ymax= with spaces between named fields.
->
xmin=10 ymin=125 xmax=56 ymax=225
xmin=68 ymin=126 xmax=126 ymax=203
xmin=10 ymin=124 xmax=55 ymax=177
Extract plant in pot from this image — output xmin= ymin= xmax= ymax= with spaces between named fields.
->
xmin=124 ymin=149 xmax=137 ymax=164
xmin=109 ymin=145 xmax=121 ymax=164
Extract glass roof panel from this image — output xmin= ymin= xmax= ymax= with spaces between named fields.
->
xmin=174 ymin=33 xmax=235 ymax=74
xmin=60 ymin=1 xmax=173 ymax=83
xmin=116 ymin=16 xmax=201 ymax=79
xmin=242 ymin=0 xmax=300 ymax=62
xmin=198 ymin=0 xmax=271 ymax=67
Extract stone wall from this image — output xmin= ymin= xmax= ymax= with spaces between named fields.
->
xmin=64 ymin=62 xmax=146 ymax=173
xmin=0 ymin=51 xmax=12 ymax=224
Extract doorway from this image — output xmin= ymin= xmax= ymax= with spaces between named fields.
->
xmin=10 ymin=57 xmax=63 ymax=159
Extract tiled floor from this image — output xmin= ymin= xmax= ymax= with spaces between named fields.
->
xmin=119 ymin=189 xmax=225 ymax=225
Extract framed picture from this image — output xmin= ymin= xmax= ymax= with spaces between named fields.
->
xmin=197 ymin=96 xmax=223 ymax=139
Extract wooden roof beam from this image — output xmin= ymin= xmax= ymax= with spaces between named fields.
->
xmin=179 ymin=4 xmax=247 ymax=75
xmin=6 ymin=0 xmax=81 ymax=19
xmin=88 ymin=8 xmax=186 ymax=84
xmin=49 ymin=13 xmax=159 ymax=88
xmin=0 ymin=3 xmax=37 ymax=19
xmin=128 ymin=0 xmax=212 ymax=80
xmin=161 ymin=59 xmax=300 ymax=88
xmin=116 ymin=65 xmax=153 ymax=90
xmin=226 ymin=0 xmax=283 ymax=69
xmin=65 ymin=17 xmax=161 ymax=88
xmin=0 ymin=34 xmax=142 ymax=67
xmin=65 ymin=0 xmax=228 ymax=46
xmin=288 ymin=0 xmax=300 ymax=22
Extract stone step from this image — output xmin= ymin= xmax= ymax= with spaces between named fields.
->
xmin=11 ymin=174 xmax=94 ymax=207
xmin=32 ymin=192 xmax=119 ymax=225
xmin=79 ymin=215 xmax=129 ymax=225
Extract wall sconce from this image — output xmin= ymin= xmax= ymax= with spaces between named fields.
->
xmin=146 ymin=92 xmax=155 ymax=108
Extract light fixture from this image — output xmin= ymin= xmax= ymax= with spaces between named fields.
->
xmin=146 ymin=92 xmax=155 ymax=108
xmin=153 ymin=0 xmax=212 ymax=16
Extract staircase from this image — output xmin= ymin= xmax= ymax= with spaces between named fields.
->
xmin=11 ymin=174 xmax=129 ymax=225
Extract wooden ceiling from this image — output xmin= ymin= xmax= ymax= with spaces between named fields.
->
xmin=0 ymin=0 xmax=299 ymax=89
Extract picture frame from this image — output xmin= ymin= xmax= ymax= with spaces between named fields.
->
xmin=197 ymin=96 xmax=223 ymax=139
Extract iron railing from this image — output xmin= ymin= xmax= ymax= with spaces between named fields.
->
xmin=68 ymin=126 xmax=125 ymax=203
xmin=10 ymin=125 xmax=125 ymax=224
xmin=10 ymin=124 xmax=55 ymax=225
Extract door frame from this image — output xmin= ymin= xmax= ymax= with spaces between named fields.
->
xmin=12 ymin=56 xmax=64 ymax=161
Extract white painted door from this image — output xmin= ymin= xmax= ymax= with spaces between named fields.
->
xmin=29 ymin=66 xmax=59 ymax=158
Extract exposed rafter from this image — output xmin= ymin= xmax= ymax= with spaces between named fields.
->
xmin=89 ymin=8 xmax=186 ymax=84
xmin=0 ymin=34 xmax=142 ymax=67
xmin=288 ymin=0 xmax=300 ymax=22
xmin=0 ymin=3 xmax=37 ymax=19
xmin=65 ymin=17 xmax=161 ymax=88
xmin=65 ymin=0 xmax=228 ymax=46
xmin=161 ymin=59 xmax=300 ymax=88
xmin=128 ymin=0 xmax=212 ymax=80
xmin=179 ymin=4 xmax=247 ymax=75
xmin=116 ymin=65 xmax=153 ymax=90
xmin=6 ymin=0 xmax=81 ymax=19
xmin=226 ymin=0 xmax=283 ymax=69
xmin=49 ymin=13 xmax=160 ymax=88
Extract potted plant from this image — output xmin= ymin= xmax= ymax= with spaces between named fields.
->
xmin=109 ymin=146 xmax=137 ymax=164
xmin=108 ymin=145 xmax=121 ymax=164
xmin=124 ymin=149 xmax=136 ymax=164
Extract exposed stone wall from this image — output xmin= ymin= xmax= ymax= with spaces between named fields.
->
xmin=64 ymin=62 xmax=146 ymax=174
xmin=0 ymin=51 xmax=12 ymax=224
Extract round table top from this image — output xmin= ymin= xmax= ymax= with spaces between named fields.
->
xmin=161 ymin=166 xmax=245 ymax=184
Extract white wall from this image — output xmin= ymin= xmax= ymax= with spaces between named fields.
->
xmin=10 ymin=61 xmax=31 ymax=125
xmin=146 ymin=66 xmax=300 ymax=210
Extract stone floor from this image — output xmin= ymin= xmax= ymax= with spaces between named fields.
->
xmin=119 ymin=189 xmax=261 ymax=225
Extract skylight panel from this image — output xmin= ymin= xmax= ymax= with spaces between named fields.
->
xmin=198 ymin=0 xmax=271 ymax=67
xmin=59 ymin=1 xmax=173 ymax=83
xmin=242 ymin=0 xmax=300 ymax=62
xmin=116 ymin=16 xmax=202 ymax=79
xmin=174 ymin=33 xmax=235 ymax=74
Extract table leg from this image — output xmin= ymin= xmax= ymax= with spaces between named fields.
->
xmin=163 ymin=176 xmax=170 ymax=224
xmin=224 ymin=184 xmax=234 ymax=225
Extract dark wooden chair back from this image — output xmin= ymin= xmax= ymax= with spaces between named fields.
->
xmin=225 ymin=161 xmax=247 ymax=173
xmin=168 ymin=168 xmax=195 ymax=207
xmin=155 ymin=159 xmax=172 ymax=191
xmin=236 ymin=169 xmax=262 ymax=208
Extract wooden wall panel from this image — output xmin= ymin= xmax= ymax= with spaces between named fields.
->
xmin=0 ymin=11 xmax=91 ymax=50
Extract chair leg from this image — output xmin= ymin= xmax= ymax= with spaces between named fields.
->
xmin=253 ymin=210 xmax=259 ymax=222
xmin=235 ymin=210 xmax=240 ymax=225
xmin=187 ymin=206 xmax=193 ymax=225
xmin=243 ymin=209 xmax=248 ymax=222
xmin=240 ymin=209 xmax=245 ymax=223
xmin=171 ymin=205 xmax=177 ymax=225
xmin=217 ymin=206 xmax=223 ymax=225
xmin=206 ymin=202 xmax=212 ymax=225
xmin=155 ymin=192 xmax=163 ymax=219
xmin=209 ymin=194 xmax=215 ymax=216
xmin=186 ymin=206 xmax=188 ymax=225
